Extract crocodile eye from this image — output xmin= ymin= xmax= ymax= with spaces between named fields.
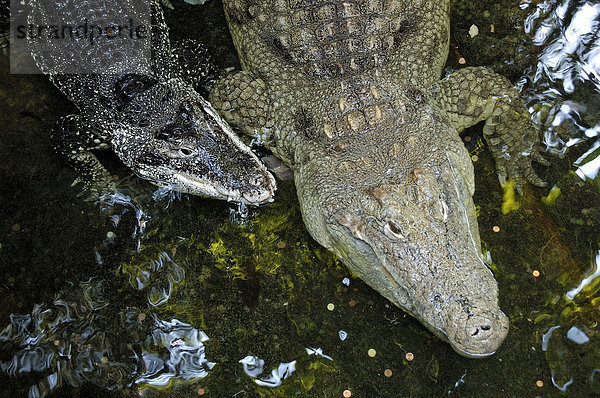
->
xmin=114 ymin=74 xmax=159 ymax=110
xmin=139 ymin=151 xmax=166 ymax=165
xmin=116 ymin=74 xmax=158 ymax=96
xmin=383 ymin=220 xmax=404 ymax=240
xmin=175 ymin=146 xmax=199 ymax=158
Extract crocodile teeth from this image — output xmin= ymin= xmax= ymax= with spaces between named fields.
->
xmin=241 ymin=185 xmax=276 ymax=205
xmin=323 ymin=124 xmax=334 ymax=139
xmin=338 ymin=98 xmax=349 ymax=113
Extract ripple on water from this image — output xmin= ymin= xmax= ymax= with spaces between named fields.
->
xmin=0 ymin=279 xmax=214 ymax=397
xmin=524 ymin=0 xmax=600 ymax=180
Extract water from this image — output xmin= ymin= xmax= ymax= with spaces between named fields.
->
xmin=1 ymin=0 xmax=600 ymax=396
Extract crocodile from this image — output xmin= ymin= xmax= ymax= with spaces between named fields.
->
xmin=209 ymin=0 xmax=549 ymax=357
xmin=26 ymin=0 xmax=275 ymax=204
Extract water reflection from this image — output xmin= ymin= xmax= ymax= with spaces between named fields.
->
xmin=0 ymin=280 xmax=135 ymax=397
xmin=552 ymin=371 xmax=574 ymax=392
xmin=121 ymin=251 xmax=185 ymax=307
xmin=566 ymin=250 xmax=600 ymax=300
xmin=524 ymin=0 xmax=600 ymax=181
xmin=239 ymin=356 xmax=296 ymax=387
xmin=0 ymin=279 xmax=214 ymax=397
xmin=528 ymin=1 xmax=600 ymax=93
xmin=539 ymin=250 xmax=600 ymax=392
xmin=305 ymin=347 xmax=333 ymax=361
xmin=100 ymin=191 xmax=152 ymax=238
xmin=574 ymin=140 xmax=600 ymax=180
xmin=136 ymin=318 xmax=214 ymax=388
xmin=566 ymin=326 xmax=590 ymax=344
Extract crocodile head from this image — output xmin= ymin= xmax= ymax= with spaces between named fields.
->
xmin=295 ymin=126 xmax=508 ymax=358
xmin=111 ymin=76 xmax=276 ymax=205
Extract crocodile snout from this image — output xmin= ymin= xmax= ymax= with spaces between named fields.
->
xmin=449 ymin=311 xmax=510 ymax=358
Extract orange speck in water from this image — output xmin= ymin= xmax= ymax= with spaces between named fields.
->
xmin=343 ymin=390 xmax=352 ymax=397
xmin=464 ymin=136 xmax=471 ymax=142
xmin=198 ymin=388 xmax=206 ymax=395
xmin=384 ymin=368 xmax=393 ymax=378
xmin=458 ymin=57 xmax=467 ymax=64
xmin=349 ymin=299 xmax=357 ymax=307
xmin=405 ymin=352 xmax=414 ymax=361
xmin=11 ymin=223 xmax=21 ymax=232
xmin=112 ymin=175 xmax=119 ymax=181
xmin=492 ymin=225 xmax=500 ymax=233
xmin=536 ymin=380 xmax=544 ymax=388
xmin=532 ymin=270 xmax=540 ymax=278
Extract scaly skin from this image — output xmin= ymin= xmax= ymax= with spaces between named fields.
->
xmin=28 ymin=0 xmax=275 ymax=204
xmin=210 ymin=0 xmax=548 ymax=357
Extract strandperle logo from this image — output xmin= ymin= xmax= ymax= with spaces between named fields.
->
xmin=15 ymin=18 xmax=149 ymax=46
xmin=10 ymin=0 xmax=152 ymax=74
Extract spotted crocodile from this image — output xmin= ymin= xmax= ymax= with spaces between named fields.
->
xmin=209 ymin=0 xmax=549 ymax=357
xmin=27 ymin=0 xmax=275 ymax=204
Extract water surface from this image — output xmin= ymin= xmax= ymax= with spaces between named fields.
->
xmin=1 ymin=0 xmax=599 ymax=396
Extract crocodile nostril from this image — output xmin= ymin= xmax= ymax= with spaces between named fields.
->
xmin=471 ymin=324 xmax=491 ymax=336
xmin=465 ymin=315 xmax=497 ymax=341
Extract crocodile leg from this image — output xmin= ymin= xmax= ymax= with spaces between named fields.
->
xmin=209 ymin=71 xmax=273 ymax=141
xmin=433 ymin=66 xmax=550 ymax=193
xmin=50 ymin=114 xmax=115 ymax=201
xmin=210 ymin=71 xmax=296 ymax=179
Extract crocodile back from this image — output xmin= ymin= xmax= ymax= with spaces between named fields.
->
xmin=224 ymin=0 xmax=450 ymax=87
xmin=28 ymin=0 xmax=174 ymax=115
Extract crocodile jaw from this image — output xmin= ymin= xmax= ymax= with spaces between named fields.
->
xmin=171 ymin=171 xmax=275 ymax=205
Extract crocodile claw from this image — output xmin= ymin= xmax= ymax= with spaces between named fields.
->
xmin=71 ymin=174 xmax=115 ymax=202
xmin=532 ymin=151 xmax=551 ymax=166
xmin=495 ymin=147 xmax=549 ymax=195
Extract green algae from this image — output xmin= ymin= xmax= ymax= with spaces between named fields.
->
xmin=542 ymin=185 xmax=562 ymax=207
xmin=204 ymin=198 xmax=341 ymax=287
xmin=501 ymin=180 xmax=520 ymax=214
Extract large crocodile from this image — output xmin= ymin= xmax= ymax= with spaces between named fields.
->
xmin=209 ymin=0 xmax=549 ymax=357
xmin=26 ymin=0 xmax=275 ymax=204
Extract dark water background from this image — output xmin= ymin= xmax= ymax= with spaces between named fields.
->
xmin=1 ymin=0 xmax=599 ymax=396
